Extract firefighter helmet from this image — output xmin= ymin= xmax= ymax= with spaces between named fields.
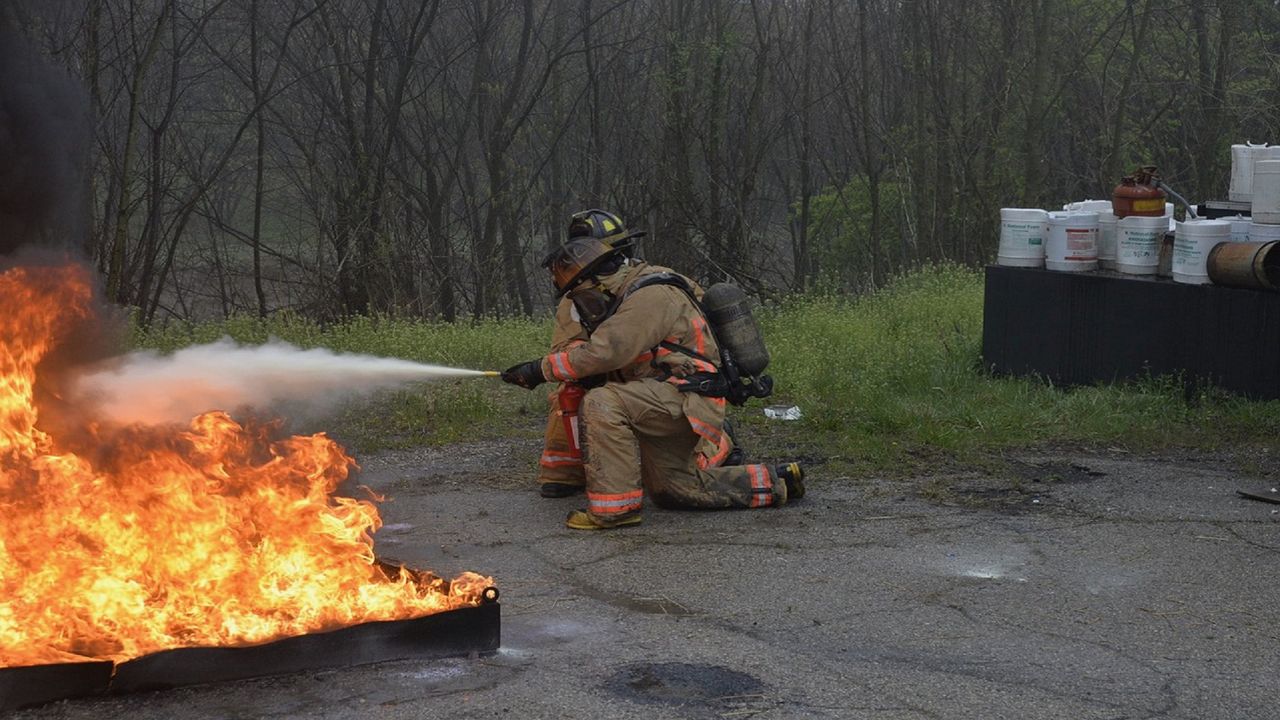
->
xmin=543 ymin=209 xmax=645 ymax=296
xmin=543 ymin=236 xmax=621 ymax=297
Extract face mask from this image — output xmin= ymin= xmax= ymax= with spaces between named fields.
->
xmin=568 ymin=281 xmax=617 ymax=329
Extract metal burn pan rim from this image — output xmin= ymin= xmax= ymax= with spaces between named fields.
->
xmin=0 ymin=599 xmax=500 ymax=708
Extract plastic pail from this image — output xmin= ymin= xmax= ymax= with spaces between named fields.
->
xmin=1228 ymin=215 xmax=1252 ymax=243
xmin=1116 ymin=215 xmax=1166 ymax=275
xmin=997 ymin=208 xmax=1048 ymax=267
xmin=1231 ymin=144 xmax=1280 ymax=202
xmin=1253 ymin=160 xmax=1280 ymax=224
xmin=1249 ymin=222 xmax=1280 ymax=243
xmin=1064 ymin=200 xmax=1113 ymax=214
xmin=1097 ymin=212 xmax=1118 ymax=269
xmin=1173 ymin=219 xmax=1230 ymax=285
xmin=1045 ymin=212 xmax=1099 ymax=272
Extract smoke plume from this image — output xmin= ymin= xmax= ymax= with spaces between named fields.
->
xmin=71 ymin=339 xmax=492 ymax=426
xmin=0 ymin=7 xmax=91 ymax=253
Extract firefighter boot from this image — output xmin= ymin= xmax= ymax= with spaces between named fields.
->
xmin=540 ymin=482 xmax=584 ymax=498
xmin=774 ymin=462 xmax=805 ymax=501
xmin=565 ymin=509 xmax=643 ymax=530
xmin=722 ymin=418 xmax=746 ymax=466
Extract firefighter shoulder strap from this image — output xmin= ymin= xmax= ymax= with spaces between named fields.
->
xmin=624 ymin=273 xmax=773 ymax=406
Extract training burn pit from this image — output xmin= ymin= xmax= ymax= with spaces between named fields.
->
xmin=0 ymin=262 xmax=499 ymax=710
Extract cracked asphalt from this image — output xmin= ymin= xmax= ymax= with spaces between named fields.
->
xmin=12 ymin=439 xmax=1278 ymax=719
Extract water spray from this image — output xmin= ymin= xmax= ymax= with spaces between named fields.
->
xmin=71 ymin=338 xmax=505 ymax=426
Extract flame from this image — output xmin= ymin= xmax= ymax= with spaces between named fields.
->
xmin=0 ymin=263 xmax=491 ymax=667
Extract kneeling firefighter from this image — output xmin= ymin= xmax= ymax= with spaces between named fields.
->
xmin=502 ymin=209 xmax=804 ymax=530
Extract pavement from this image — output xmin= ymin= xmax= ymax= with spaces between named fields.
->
xmin=10 ymin=439 xmax=1279 ymax=719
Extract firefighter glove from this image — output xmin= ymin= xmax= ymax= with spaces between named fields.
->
xmin=502 ymin=360 xmax=545 ymax=390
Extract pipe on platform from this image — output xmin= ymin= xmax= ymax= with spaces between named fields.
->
xmin=1207 ymin=241 xmax=1280 ymax=291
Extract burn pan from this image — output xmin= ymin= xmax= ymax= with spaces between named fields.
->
xmin=0 ymin=660 xmax=114 ymax=712
xmin=112 ymin=598 xmax=500 ymax=694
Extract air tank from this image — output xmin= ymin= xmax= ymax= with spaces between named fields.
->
xmin=701 ymin=283 xmax=770 ymax=377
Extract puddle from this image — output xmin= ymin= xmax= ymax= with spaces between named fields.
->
xmin=603 ymin=662 xmax=765 ymax=715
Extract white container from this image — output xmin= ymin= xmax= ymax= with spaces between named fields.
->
xmin=1249 ymin=222 xmax=1280 ymax=243
xmin=997 ymin=208 xmax=1048 ymax=267
xmin=1228 ymin=215 xmax=1252 ymax=243
xmin=1097 ymin=212 xmax=1118 ymax=270
xmin=1116 ymin=215 xmax=1167 ymax=275
xmin=1230 ymin=144 xmax=1280 ymax=202
xmin=1252 ymin=160 xmax=1280 ymax=224
xmin=1064 ymin=199 xmax=1113 ymax=214
xmin=1045 ymin=211 xmax=1099 ymax=272
xmin=1173 ymin=219 xmax=1230 ymax=285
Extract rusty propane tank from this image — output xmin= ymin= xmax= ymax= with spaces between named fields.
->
xmin=1112 ymin=166 xmax=1167 ymax=218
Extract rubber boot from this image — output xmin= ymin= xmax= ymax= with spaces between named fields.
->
xmin=565 ymin=509 xmax=643 ymax=530
xmin=774 ymin=462 xmax=804 ymax=501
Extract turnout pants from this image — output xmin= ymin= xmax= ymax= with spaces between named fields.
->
xmin=580 ymin=379 xmax=784 ymax=522
xmin=538 ymin=385 xmax=586 ymax=489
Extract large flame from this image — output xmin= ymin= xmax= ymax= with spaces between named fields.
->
xmin=0 ymin=263 xmax=490 ymax=667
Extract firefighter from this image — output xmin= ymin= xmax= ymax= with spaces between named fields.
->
xmin=503 ymin=209 xmax=804 ymax=530
xmin=535 ymin=294 xmax=588 ymax=498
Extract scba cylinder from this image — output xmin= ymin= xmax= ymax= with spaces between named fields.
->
xmin=702 ymin=283 xmax=770 ymax=376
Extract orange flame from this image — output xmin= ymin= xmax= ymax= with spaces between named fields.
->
xmin=0 ymin=263 xmax=491 ymax=667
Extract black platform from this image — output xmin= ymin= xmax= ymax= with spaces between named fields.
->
xmin=982 ymin=265 xmax=1280 ymax=399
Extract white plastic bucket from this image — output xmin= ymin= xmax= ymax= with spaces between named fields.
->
xmin=1116 ymin=215 xmax=1167 ymax=275
xmin=1045 ymin=211 xmax=1099 ymax=272
xmin=1230 ymin=144 xmax=1280 ymax=202
xmin=1253 ymin=160 xmax=1280 ymax=224
xmin=1097 ymin=212 xmax=1118 ymax=270
xmin=1249 ymin=222 xmax=1280 ymax=243
xmin=997 ymin=208 xmax=1048 ymax=267
xmin=1173 ymin=219 xmax=1230 ymax=285
xmin=1228 ymin=215 xmax=1252 ymax=243
xmin=1064 ymin=199 xmax=1113 ymax=214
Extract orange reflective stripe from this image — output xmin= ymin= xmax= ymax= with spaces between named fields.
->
xmin=588 ymin=489 xmax=643 ymax=514
xmin=747 ymin=464 xmax=773 ymax=508
xmin=697 ymin=434 xmax=732 ymax=470
xmin=540 ymin=451 xmax=582 ymax=468
xmin=547 ymin=352 xmax=579 ymax=381
xmin=687 ymin=416 xmax=725 ymax=446
xmin=633 ymin=351 xmax=655 ymax=364
xmin=691 ymin=316 xmax=709 ymax=358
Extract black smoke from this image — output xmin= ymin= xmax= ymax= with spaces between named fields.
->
xmin=0 ymin=5 xmax=91 ymax=254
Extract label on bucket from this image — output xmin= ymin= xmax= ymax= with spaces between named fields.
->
xmin=1001 ymin=222 xmax=1044 ymax=246
xmin=1064 ymin=229 xmax=1096 ymax=259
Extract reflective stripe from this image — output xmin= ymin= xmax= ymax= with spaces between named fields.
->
xmin=689 ymin=416 xmax=731 ymax=470
xmin=547 ymin=352 xmax=579 ymax=381
xmin=747 ymin=464 xmax=773 ymax=508
xmin=540 ymin=452 xmax=582 ymax=468
xmin=691 ymin=317 xmax=709 ymax=358
xmin=588 ymin=489 xmax=644 ymax=514
xmin=633 ymin=351 xmax=654 ymax=363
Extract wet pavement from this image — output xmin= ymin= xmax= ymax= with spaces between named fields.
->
xmin=11 ymin=440 xmax=1278 ymax=719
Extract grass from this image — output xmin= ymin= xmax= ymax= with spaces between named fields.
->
xmin=131 ymin=265 xmax=1280 ymax=474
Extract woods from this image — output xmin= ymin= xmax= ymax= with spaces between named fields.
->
xmin=11 ymin=0 xmax=1280 ymax=323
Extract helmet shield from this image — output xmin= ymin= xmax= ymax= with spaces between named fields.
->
xmin=543 ymin=237 xmax=622 ymax=296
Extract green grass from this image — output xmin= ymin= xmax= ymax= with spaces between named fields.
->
xmin=132 ymin=266 xmax=1280 ymax=472
xmin=748 ymin=263 xmax=1280 ymax=475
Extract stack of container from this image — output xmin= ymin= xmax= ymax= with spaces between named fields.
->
xmin=1251 ymin=159 xmax=1280 ymax=243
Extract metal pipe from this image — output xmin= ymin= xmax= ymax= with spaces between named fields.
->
xmin=1156 ymin=180 xmax=1198 ymax=220
xmin=1207 ymin=241 xmax=1280 ymax=290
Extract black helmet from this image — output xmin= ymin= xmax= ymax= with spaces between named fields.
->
xmin=568 ymin=209 xmax=633 ymax=243
xmin=543 ymin=209 xmax=646 ymax=296
xmin=544 ymin=237 xmax=621 ymax=297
